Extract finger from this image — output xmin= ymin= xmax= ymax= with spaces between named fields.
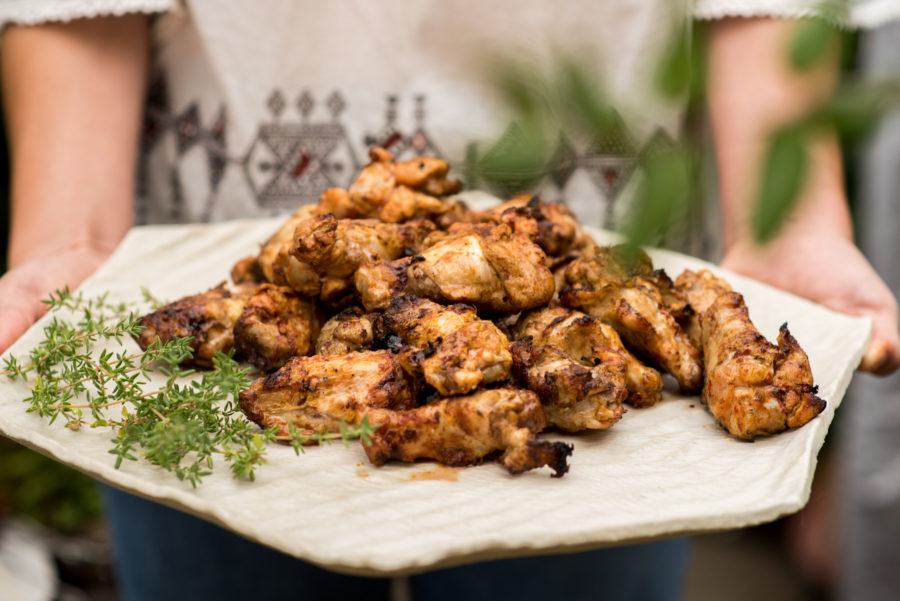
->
xmin=859 ymin=337 xmax=900 ymax=376
xmin=0 ymin=303 xmax=38 ymax=355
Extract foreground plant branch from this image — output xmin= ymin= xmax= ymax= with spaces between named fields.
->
xmin=1 ymin=288 xmax=377 ymax=487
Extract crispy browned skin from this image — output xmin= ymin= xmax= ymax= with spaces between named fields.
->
xmin=560 ymin=245 xmax=703 ymax=392
xmin=514 ymin=306 xmax=663 ymax=408
xmin=230 ymin=256 xmax=264 ymax=284
xmin=383 ymin=295 xmax=512 ymax=396
xmin=675 ymin=269 xmax=826 ymax=439
xmin=315 ymin=306 xmax=386 ymax=355
xmin=485 ymin=194 xmax=590 ymax=257
xmin=255 ymin=205 xmax=321 ymax=296
xmin=239 ymin=350 xmax=419 ymax=438
xmin=232 ymin=285 xmax=320 ymax=372
xmin=290 ymin=215 xmax=434 ymax=304
xmin=354 ymin=256 xmax=423 ymax=311
xmin=510 ymin=339 xmax=626 ymax=431
xmin=316 ymin=148 xmax=461 ymax=222
xmin=136 ymin=283 xmax=260 ymax=367
xmin=362 ymin=387 xmax=573 ymax=477
xmin=407 ymin=223 xmax=555 ymax=313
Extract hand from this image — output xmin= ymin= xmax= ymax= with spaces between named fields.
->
xmin=721 ymin=233 xmax=900 ymax=375
xmin=0 ymin=248 xmax=109 ymax=354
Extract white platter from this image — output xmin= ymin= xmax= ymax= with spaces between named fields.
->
xmin=0 ymin=216 xmax=870 ymax=576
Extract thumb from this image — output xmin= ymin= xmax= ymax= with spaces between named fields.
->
xmin=0 ymin=302 xmax=43 ymax=355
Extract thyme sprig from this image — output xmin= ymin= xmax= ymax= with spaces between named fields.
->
xmin=2 ymin=288 xmax=377 ymax=487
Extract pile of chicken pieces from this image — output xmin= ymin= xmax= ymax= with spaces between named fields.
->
xmin=135 ymin=148 xmax=826 ymax=478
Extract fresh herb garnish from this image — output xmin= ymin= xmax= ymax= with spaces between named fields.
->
xmin=1 ymin=288 xmax=377 ymax=487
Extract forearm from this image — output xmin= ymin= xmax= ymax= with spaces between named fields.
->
xmin=706 ymin=17 xmax=851 ymax=250
xmin=2 ymin=14 xmax=149 ymax=269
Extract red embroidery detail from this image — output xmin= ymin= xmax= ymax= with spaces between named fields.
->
xmin=292 ymin=152 xmax=311 ymax=178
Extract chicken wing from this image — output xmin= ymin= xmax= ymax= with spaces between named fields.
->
xmin=383 ymin=295 xmax=512 ymax=396
xmin=135 ymin=283 xmax=259 ymax=367
xmin=514 ymin=306 xmax=663 ymax=408
xmin=485 ymin=194 xmax=590 ymax=257
xmin=362 ymin=387 xmax=573 ymax=477
xmin=407 ymin=223 xmax=555 ymax=312
xmin=291 ymin=215 xmax=435 ymax=304
xmin=675 ymin=269 xmax=826 ymax=439
xmin=255 ymin=204 xmax=321 ymax=296
xmin=510 ymin=339 xmax=626 ymax=431
xmin=232 ymin=284 xmax=320 ymax=372
xmin=316 ymin=147 xmax=461 ymax=222
xmin=239 ymin=350 xmax=419 ymax=438
xmin=560 ymin=245 xmax=702 ymax=392
xmin=315 ymin=306 xmax=386 ymax=355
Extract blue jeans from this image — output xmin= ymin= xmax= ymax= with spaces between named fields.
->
xmin=102 ymin=486 xmax=689 ymax=601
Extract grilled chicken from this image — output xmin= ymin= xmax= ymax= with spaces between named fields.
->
xmin=316 ymin=147 xmax=461 ymax=222
xmin=510 ymin=339 xmax=626 ymax=431
xmin=514 ymin=307 xmax=663 ymax=408
xmin=485 ymin=194 xmax=590 ymax=257
xmin=315 ymin=306 xmax=385 ymax=356
xmin=255 ymin=204 xmax=321 ymax=296
xmin=362 ymin=387 xmax=573 ymax=477
xmin=136 ymin=283 xmax=259 ymax=367
xmin=291 ymin=215 xmax=434 ymax=304
xmin=239 ymin=350 xmax=419 ymax=438
xmin=232 ymin=284 xmax=320 ymax=372
xmin=560 ymin=245 xmax=703 ymax=392
xmin=675 ymin=269 xmax=826 ymax=440
xmin=383 ymin=295 xmax=512 ymax=396
xmin=408 ymin=223 xmax=555 ymax=312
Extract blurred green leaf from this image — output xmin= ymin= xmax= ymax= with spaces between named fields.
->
xmin=790 ymin=18 xmax=837 ymax=72
xmin=753 ymin=128 xmax=809 ymax=242
xmin=655 ymin=26 xmax=691 ymax=99
xmin=626 ymin=149 xmax=691 ymax=248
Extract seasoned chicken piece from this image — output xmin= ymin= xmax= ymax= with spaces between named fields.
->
xmin=560 ymin=245 xmax=702 ymax=392
xmin=354 ymin=256 xmax=423 ymax=311
xmin=407 ymin=223 xmax=555 ymax=312
xmin=135 ymin=283 xmax=259 ymax=367
xmin=315 ymin=307 xmax=386 ymax=355
xmin=232 ymin=285 xmax=320 ymax=372
xmin=239 ymin=350 xmax=419 ymax=438
xmin=255 ymin=204 xmax=320 ymax=296
xmin=486 ymin=194 xmax=590 ymax=257
xmin=510 ymin=339 xmax=626 ymax=431
xmin=514 ymin=307 xmax=663 ymax=408
xmin=675 ymin=269 xmax=826 ymax=439
xmin=230 ymin=256 xmax=264 ymax=284
xmin=383 ymin=295 xmax=512 ymax=396
xmin=362 ymin=387 xmax=573 ymax=477
xmin=317 ymin=148 xmax=461 ymax=222
xmin=291 ymin=215 xmax=434 ymax=304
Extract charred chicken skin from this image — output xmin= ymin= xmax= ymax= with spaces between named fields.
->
xmin=316 ymin=147 xmax=462 ymax=223
xmin=513 ymin=307 xmax=663 ymax=408
xmin=411 ymin=223 xmax=555 ymax=312
xmin=136 ymin=283 xmax=259 ymax=367
xmin=232 ymin=284 xmax=320 ymax=372
xmin=239 ymin=350 xmax=419 ymax=438
xmin=675 ymin=270 xmax=826 ymax=440
xmin=510 ymin=339 xmax=627 ymax=431
xmin=253 ymin=204 xmax=321 ymax=296
xmin=484 ymin=194 xmax=590 ymax=257
xmin=383 ymin=295 xmax=512 ymax=396
xmin=315 ymin=306 xmax=386 ymax=356
xmin=362 ymin=387 xmax=573 ymax=477
xmin=560 ymin=245 xmax=703 ymax=392
xmin=291 ymin=214 xmax=434 ymax=304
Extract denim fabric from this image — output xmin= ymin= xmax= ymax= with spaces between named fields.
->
xmin=103 ymin=486 xmax=688 ymax=601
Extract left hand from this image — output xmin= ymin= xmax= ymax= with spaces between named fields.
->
xmin=721 ymin=233 xmax=900 ymax=375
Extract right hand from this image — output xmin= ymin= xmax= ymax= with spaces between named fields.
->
xmin=0 ymin=248 xmax=110 ymax=354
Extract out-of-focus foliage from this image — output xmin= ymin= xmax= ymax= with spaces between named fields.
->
xmin=470 ymin=15 xmax=900 ymax=247
xmin=0 ymin=437 xmax=102 ymax=533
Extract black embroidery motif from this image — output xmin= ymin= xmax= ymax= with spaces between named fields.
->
xmin=138 ymin=87 xmax=668 ymax=226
